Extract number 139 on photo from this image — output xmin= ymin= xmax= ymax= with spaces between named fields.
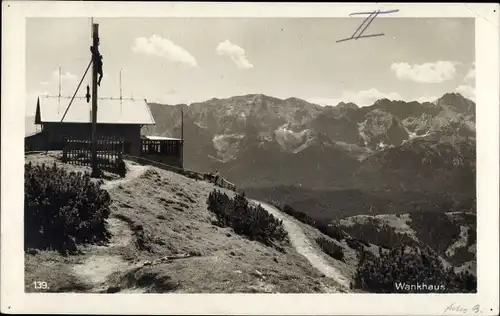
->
xmin=33 ymin=281 xmax=49 ymax=290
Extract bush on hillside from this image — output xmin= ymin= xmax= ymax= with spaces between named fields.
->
xmin=282 ymin=204 xmax=316 ymax=226
xmin=345 ymin=238 xmax=366 ymax=251
xmin=315 ymin=222 xmax=347 ymax=241
xmin=207 ymin=190 xmax=288 ymax=247
xmin=279 ymin=204 xmax=346 ymax=241
xmin=316 ymin=237 xmax=344 ymax=261
xmin=354 ymin=245 xmax=476 ymax=293
xmin=24 ymin=162 xmax=112 ymax=253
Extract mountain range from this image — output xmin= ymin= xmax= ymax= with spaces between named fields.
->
xmin=26 ymin=92 xmax=476 ymax=221
xmin=143 ymin=92 xmax=475 ymax=210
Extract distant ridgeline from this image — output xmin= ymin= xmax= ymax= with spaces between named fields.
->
xmin=144 ymin=92 xmax=475 ymax=202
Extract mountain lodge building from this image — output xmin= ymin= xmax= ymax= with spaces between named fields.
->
xmin=26 ymin=96 xmax=184 ymax=168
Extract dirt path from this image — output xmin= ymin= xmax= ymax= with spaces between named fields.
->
xmin=101 ymin=162 xmax=149 ymax=190
xmin=71 ymin=217 xmax=138 ymax=292
xmin=71 ymin=162 xmax=149 ymax=292
xmin=250 ymin=199 xmax=351 ymax=291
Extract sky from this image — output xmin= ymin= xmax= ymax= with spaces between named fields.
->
xmin=26 ymin=17 xmax=475 ymax=116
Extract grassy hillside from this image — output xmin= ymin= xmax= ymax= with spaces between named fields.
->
xmin=24 ymin=154 xmax=341 ymax=293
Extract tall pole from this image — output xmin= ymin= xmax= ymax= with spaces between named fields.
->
xmin=181 ymin=108 xmax=184 ymax=141
xmin=58 ymin=67 xmax=61 ymax=113
xmin=91 ymin=23 xmax=99 ymax=177
xmin=180 ymin=108 xmax=184 ymax=169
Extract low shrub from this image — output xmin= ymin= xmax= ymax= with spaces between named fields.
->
xmin=315 ymin=222 xmax=347 ymax=241
xmin=316 ymin=237 xmax=344 ymax=261
xmin=24 ymin=162 xmax=112 ymax=253
xmin=207 ymin=190 xmax=288 ymax=247
xmin=278 ymin=204 xmax=346 ymax=241
xmin=345 ymin=238 xmax=365 ymax=251
xmin=282 ymin=204 xmax=316 ymax=226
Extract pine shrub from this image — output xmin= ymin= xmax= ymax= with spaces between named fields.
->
xmin=345 ymin=238 xmax=365 ymax=251
xmin=24 ymin=162 xmax=112 ymax=253
xmin=282 ymin=204 xmax=316 ymax=226
xmin=278 ymin=204 xmax=347 ymax=241
xmin=315 ymin=222 xmax=347 ymax=241
xmin=316 ymin=237 xmax=345 ymax=261
xmin=207 ymin=190 xmax=288 ymax=247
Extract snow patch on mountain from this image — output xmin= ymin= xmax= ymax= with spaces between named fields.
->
xmin=195 ymin=122 xmax=208 ymax=129
xmin=212 ymin=134 xmax=245 ymax=162
xmin=274 ymin=124 xmax=311 ymax=152
xmin=358 ymin=122 xmax=369 ymax=147
xmin=358 ymin=109 xmax=409 ymax=148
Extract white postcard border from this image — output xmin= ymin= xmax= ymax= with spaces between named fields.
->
xmin=1 ymin=2 xmax=499 ymax=315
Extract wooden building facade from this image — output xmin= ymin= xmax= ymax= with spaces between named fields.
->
xmin=31 ymin=122 xmax=142 ymax=155
xmin=140 ymin=135 xmax=183 ymax=168
xmin=26 ymin=96 xmax=184 ymax=168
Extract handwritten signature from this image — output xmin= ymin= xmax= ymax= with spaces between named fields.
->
xmin=443 ymin=303 xmax=484 ymax=314
xmin=336 ymin=9 xmax=399 ymax=43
